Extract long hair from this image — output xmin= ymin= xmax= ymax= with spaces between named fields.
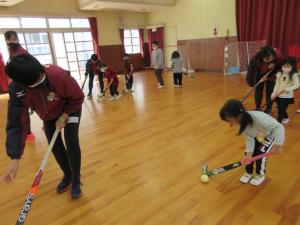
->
xmin=171 ymin=51 xmax=180 ymax=60
xmin=256 ymin=46 xmax=275 ymax=63
xmin=219 ymin=99 xmax=253 ymax=135
xmin=281 ymin=57 xmax=298 ymax=80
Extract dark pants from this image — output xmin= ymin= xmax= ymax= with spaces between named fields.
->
xmin=88 ymin=72 xmax=105 ymax=94
xmin=173 ymin=73 xmax=183 ymax=86
xmin=245 ymin=138 xmax=273 ymax=175
xmin=43 ymin=110 xmax=82 ymax=185
xmin=155 ymin=69 xmax=164 ymax=86
xmin=109 ymin=84 xmax=119 ymax=96
xmin=276 ymin=97 xmax=294 ymax=122
xmin=125 ymin=75 xmax=133 ymax=90
xmin=255 ymin=80 xmax=275 ymax=111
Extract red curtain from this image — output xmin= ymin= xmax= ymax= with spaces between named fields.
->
xmin=138 ymin=29 xmax=145 ymax=58
xmin=147 ymin=27 xmax=164 ymax=64
xmin=236 ymin=0 xmax=300 ymax=55
xmin=88 ymin=17 xmax=101 ymax=57
xmin=119 ymin=29 xmax=125 ymax=55
xmin=0 ymin=52 xmax=10 ymax=93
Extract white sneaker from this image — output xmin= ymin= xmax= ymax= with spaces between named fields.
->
xmin=109 ymin=97 xmax=115 ymax=101
xmin=130 ymin=89 xmax=134 ymax=92
xmin=174 ymin=85 xmax=178 ymax=88
xmin=240 ymin=173 xmax=252 ymax=184
xmin=281 ymin=118 xmax=290 ymax=125
xmin=250 ymin=175 xmax=266 ymax=186
xmin=158 ymin=85 xmax=164 ymax=89
xmin=296 ymin=109 xmax=300 ymax=114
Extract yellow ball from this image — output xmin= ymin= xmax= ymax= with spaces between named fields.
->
xmin=201 ymin=174 xmax=210 ymax=183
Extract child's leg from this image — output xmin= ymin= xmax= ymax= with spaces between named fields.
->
xmin=64 ymin=110 xmax=82 ymax=186
xmin=178 ymin=73 xmax=183 ymax=86
xmin=277 ymin=98 xmax=288 ymax=122
xmin=125 ymin=75 xmax=130 ymax=90
xmin=88 ymin=73 xmax=95 ymax=95
xmin=157 ymin=69 xmax=164 ymax=86
xmin=109 ymin=85 xmax=114 ymax=96
xmin=115 ymin=84 xmax=119 ymax=95
xmin=155 ymin=69 xmax=159 ymax=83
xmin=255 ymin=137 xmax=273 ymax=176
xmin=129 ymin=75 xmax=133 ymax=90
xmin=173 ymin=73 xmax=178 ymax=85
xmin=98 ymin=73 xmax=105 ymax=93
xmin=43 ymin=120 xmax=72 ymax=178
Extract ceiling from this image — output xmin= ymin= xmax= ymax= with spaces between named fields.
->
xmin=0 ymin=0 xmax=25 ymax=7
xmin=78 ymin=0 xmax=176 ymax=12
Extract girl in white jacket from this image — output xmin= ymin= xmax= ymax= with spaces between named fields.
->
xmin=271 ymin=57 xmax=299 ymax=124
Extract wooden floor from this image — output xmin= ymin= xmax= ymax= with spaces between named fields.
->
xmin=1 ymin=70 xmax=300 ymax=225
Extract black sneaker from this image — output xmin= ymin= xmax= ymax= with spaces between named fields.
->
xmin=56 ymin=176 xmax=71 ymax=193
xmin=71 ymin=183 xmax=82 ymax=199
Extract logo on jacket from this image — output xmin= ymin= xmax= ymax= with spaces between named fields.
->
xmin=47 ymin=92 xmax=58 ymax=101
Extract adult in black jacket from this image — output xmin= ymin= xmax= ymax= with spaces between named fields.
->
xmin=85 ymin=54 xmax=104 ymax=97
xmin=246 ymin=46 xmax=283 ymax=113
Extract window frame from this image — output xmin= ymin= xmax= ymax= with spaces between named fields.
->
xmin=124 ymin=29 xmax=141 ymax=54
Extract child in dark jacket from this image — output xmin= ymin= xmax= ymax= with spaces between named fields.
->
xmin=3 ymin=54 xmax=84 ymax=199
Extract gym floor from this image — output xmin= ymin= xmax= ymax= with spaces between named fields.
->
xmin=0 ymin=71 xmax=300 ymax=225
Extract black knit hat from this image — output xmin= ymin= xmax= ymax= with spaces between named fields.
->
xmin=91 ymin=54 xmax=98 ymax=61
xmin=5 ymin=54 xmax=44 ymax=87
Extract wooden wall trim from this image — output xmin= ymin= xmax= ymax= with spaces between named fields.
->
xmin=178 ymin=36 xmax=238 ymax=71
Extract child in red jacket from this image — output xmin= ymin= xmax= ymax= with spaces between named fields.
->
xmin=3 ymin=54 xmax=84 ymax=199
xmin=102 ymin=64 xmax=121 ymax=101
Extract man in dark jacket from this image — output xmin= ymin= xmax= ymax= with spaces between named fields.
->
xmin=85 ymin=54 xmax=104 ymax=97
xmin=3 ymin=55 xmax=84 ymax=199
xmin=5 ymin=30 xmax=35 ymax=142
xmin=246 ymin=46 xmax=284 ymax=113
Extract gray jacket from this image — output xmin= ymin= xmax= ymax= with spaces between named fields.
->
xmin=152 ymin=48 xmax=164 ymax=69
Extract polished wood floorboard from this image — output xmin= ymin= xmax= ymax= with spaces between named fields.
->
xmin=0 ymin=70 xmax=300 ymax=225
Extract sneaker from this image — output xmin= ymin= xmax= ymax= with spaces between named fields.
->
xmin=109 ymin=97 xmax=115 ymax=101
xmin=25 ymin=133 xmax=35 ymax=142
xmin=71 ymin=183 xmax=82 ymax=199
xmin=240 ymin=173 xmax=252 ymax=184
xmin=87 ymin=92 xmax=92 ymax=97
xmin=179 ymin=85 xmax=183 ymax=88
xmin=56 ymin=176 xmax=71 ymax=193
xmin=281 ymin=118 xmax=290 ymax=125
xmin=174 ymin=85 xmax=179 ymax=88
xmin=130 ymin=89 xmax=134 ymax=92
xmin=255 ymin=107 xmax=262 ymax=111
xmin=250 ymin=174 xmax=265 ymax=186
xmin=158 ymin=85 xmax=164 ymax=89
xmin=296 ymin=109 xmax=300 ymax=114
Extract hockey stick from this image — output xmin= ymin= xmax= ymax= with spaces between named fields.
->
xmin=241 ymin=69 xmax=274 ymax=103
xmin=202 ymin=136 xmax=274 ymax=177
xmin=15 ymin=129 xmax=59 ymax=225
xmin=81 ymin=75 xmax=88 ymax=90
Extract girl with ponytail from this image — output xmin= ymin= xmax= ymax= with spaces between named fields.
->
xmin=219 ymin=99 xmax=285 ymax=186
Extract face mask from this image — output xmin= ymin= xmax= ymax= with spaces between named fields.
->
xmin=7 ymin=42 xmax=21 ymax=50
xmin=29 ymin=75 xmax=46 ymax=88
xmin=282 ymin=67 xmax=292 ymax=74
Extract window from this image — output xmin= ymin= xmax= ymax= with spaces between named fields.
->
xmin=124 ymin=29 xmax=140 ymax=54
xmin=48 ymin=18 xmax=71 ymax=28
xmin=51 ymin=32 xmax=93 ymax=79
xmin=21 ymin=17 xmax=47 ymax=28
xmin=0 ymin=17 xmax=91 ymax=80
xmin=0 ymin=17 xmax=20 ymax=28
